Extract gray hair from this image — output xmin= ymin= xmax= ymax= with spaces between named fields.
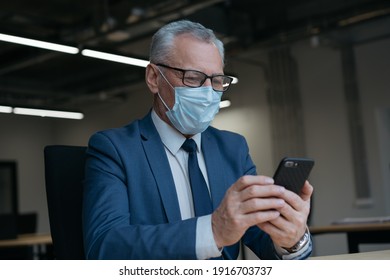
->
xmin=149 ymin=20 xmax=225 ymax=65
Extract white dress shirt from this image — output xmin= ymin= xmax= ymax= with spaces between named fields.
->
xmin=151 ymin=110 xmax=221 ymax=259
xmin=151 ymin=109 xmax=310 ymax=259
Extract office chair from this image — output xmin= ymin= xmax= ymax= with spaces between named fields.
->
xmin=44 ymin=145 xmax=87 ymax=259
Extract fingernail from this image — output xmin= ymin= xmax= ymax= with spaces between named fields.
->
xmin=265 ymin=177 xmax=274 ymax=184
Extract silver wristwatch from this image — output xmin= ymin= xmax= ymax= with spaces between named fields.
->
xmin=282 ymin=227 xmax=310 ymax=253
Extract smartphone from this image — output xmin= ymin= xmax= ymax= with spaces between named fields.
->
xmin=273 ymin=157 xmax=314 ymax=194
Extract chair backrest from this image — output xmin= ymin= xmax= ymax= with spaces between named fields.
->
xmin=44 ymin=145 xmax=87 ymax=260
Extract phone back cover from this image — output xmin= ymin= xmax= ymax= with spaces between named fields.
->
xmin=273 ymin=158 xmax=314 ymax=194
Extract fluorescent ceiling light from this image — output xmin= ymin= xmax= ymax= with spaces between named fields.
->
xmin=219 ymin=99 xmax=231 ymax=109
xmin=82 ymin=49 xmax=149 ymax=67
xmin=0 ymin=33 xmax=79 ymax=54
xmin=0 ymin=105 xmax=13 ymax=113
xmin=13 ymin=107 xmax=84 ymax=120
xmin=230 ymin=76 xmax=239 ymax=84
xmin=339 ymin=8 xmax=390 ymax=26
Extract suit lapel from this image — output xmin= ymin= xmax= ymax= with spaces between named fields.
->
xmin=201 ymin=131 xmax=227 ymax=209
xmin=139 ymin=112 xmax=182 ymax=222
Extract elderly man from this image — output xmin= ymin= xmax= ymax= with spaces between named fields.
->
xmin=82 ymin=19 xmax=313 ymax=260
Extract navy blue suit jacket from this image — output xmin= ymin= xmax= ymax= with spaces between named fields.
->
xmin=82 ymin=112 xmax=281 ymax=259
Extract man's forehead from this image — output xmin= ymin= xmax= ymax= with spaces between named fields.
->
xmin=171 ymin=35 xmax=223 ymax=72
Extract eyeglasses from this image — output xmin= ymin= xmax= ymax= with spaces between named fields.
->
xmin=156 ymin=63 xmax=233 ymax=92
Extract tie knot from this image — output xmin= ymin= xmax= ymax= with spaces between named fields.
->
xmin=182 ymin=138 xmax=197 ymax=153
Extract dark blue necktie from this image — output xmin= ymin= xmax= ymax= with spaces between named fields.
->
xmin=182 ymin=139 xmax=213 ymax=217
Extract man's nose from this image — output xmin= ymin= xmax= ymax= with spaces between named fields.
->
xmin=203 ymin=77 xmax=213 ymax=87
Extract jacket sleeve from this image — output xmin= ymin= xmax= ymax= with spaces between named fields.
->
xmin=82 ymin=131 xmax=198 ymax=259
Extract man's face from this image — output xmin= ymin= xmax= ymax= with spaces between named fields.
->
xmin=151 ymin=34 xmax=224 ymax=125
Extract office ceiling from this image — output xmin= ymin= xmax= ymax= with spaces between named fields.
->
xmin=1 ymin=0 xmax=390 ymax=113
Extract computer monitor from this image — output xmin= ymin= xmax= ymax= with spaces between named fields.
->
xmin=0 ymin=161 xmax=18 ymax=239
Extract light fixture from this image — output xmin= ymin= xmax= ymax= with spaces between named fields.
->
xmin=219 ymin=99 xmax=231 ymax=109
xmin=82 ymin=49 xmax=240 ymax=85
xmin=229 ymin=76 xmax=239 ymax=84
xmin=0 ymin=105 xmax=13 ymax=113
xmin=0 ymin=33 xmax=238 ymax=117
xmin=0 ymin=32 xmax=239 ymax=80
xmin=0 ymin=33 xmax=79 ymax=54
xmin=81 ymin=49 xmax=149 ymax=67
xmin=338 ymin=8 xmax=390 ymax=27
xmin=13 ymin=107 xmax=84 ymax=120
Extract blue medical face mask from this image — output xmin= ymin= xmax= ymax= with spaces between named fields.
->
xmin=157 ymin=70 xmax=222 ymax=135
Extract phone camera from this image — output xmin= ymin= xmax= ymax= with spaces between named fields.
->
xmin=285 ymin=161 xmax=298 ymax=168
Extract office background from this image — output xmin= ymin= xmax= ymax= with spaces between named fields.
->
xmin=0 ymin=0 xmax=389 ymax=258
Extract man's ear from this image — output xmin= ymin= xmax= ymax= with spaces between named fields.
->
xmin=145 ymin=64 xmax=159 ymax=94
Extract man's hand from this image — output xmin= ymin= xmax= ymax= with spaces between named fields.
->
xmin=211 ymin=175 xmax=286 ymax=248
xmin=257 ymin=181 xmax=313 ymax=248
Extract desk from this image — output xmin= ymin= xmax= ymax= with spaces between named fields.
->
xmin=310 ymin=249 xmax=390 ymax=260
xmin=310 ymin=223 xmax=390 ymax=253
xmin=0 ymin=233 xmax=52 ymax=259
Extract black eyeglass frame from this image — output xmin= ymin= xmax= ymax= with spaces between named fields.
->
xmin=156 ymin=63 xmax=233 ymax=92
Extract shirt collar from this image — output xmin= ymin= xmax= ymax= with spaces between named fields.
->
xmin=151 ymin=109 xmax=202 ymax=155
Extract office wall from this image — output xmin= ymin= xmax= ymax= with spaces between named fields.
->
xmin=357 ymin=38 xmax=390 ymax=215
xmin=293 ymin=39 xmax=389 ymax=255
xmin=0 ymin=114 xmax=54 ymax=232
xmin=219 ymin=37 xmax=390 ymax=256
xmin=52 ymin=83 xmax=153 ymax=145
xmin=0 ymin=84 xmax=152 ymax=233
xmin=0 ymin=35 xmax=389 ymax=257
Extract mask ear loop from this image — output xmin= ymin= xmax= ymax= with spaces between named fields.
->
xmin=156 ymin=66 xmax=175 ymax=112
xmin=156 ymin=67 xmax=175 ymax=89
xmin=157 ymin=91 xmax=171 ymax=112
